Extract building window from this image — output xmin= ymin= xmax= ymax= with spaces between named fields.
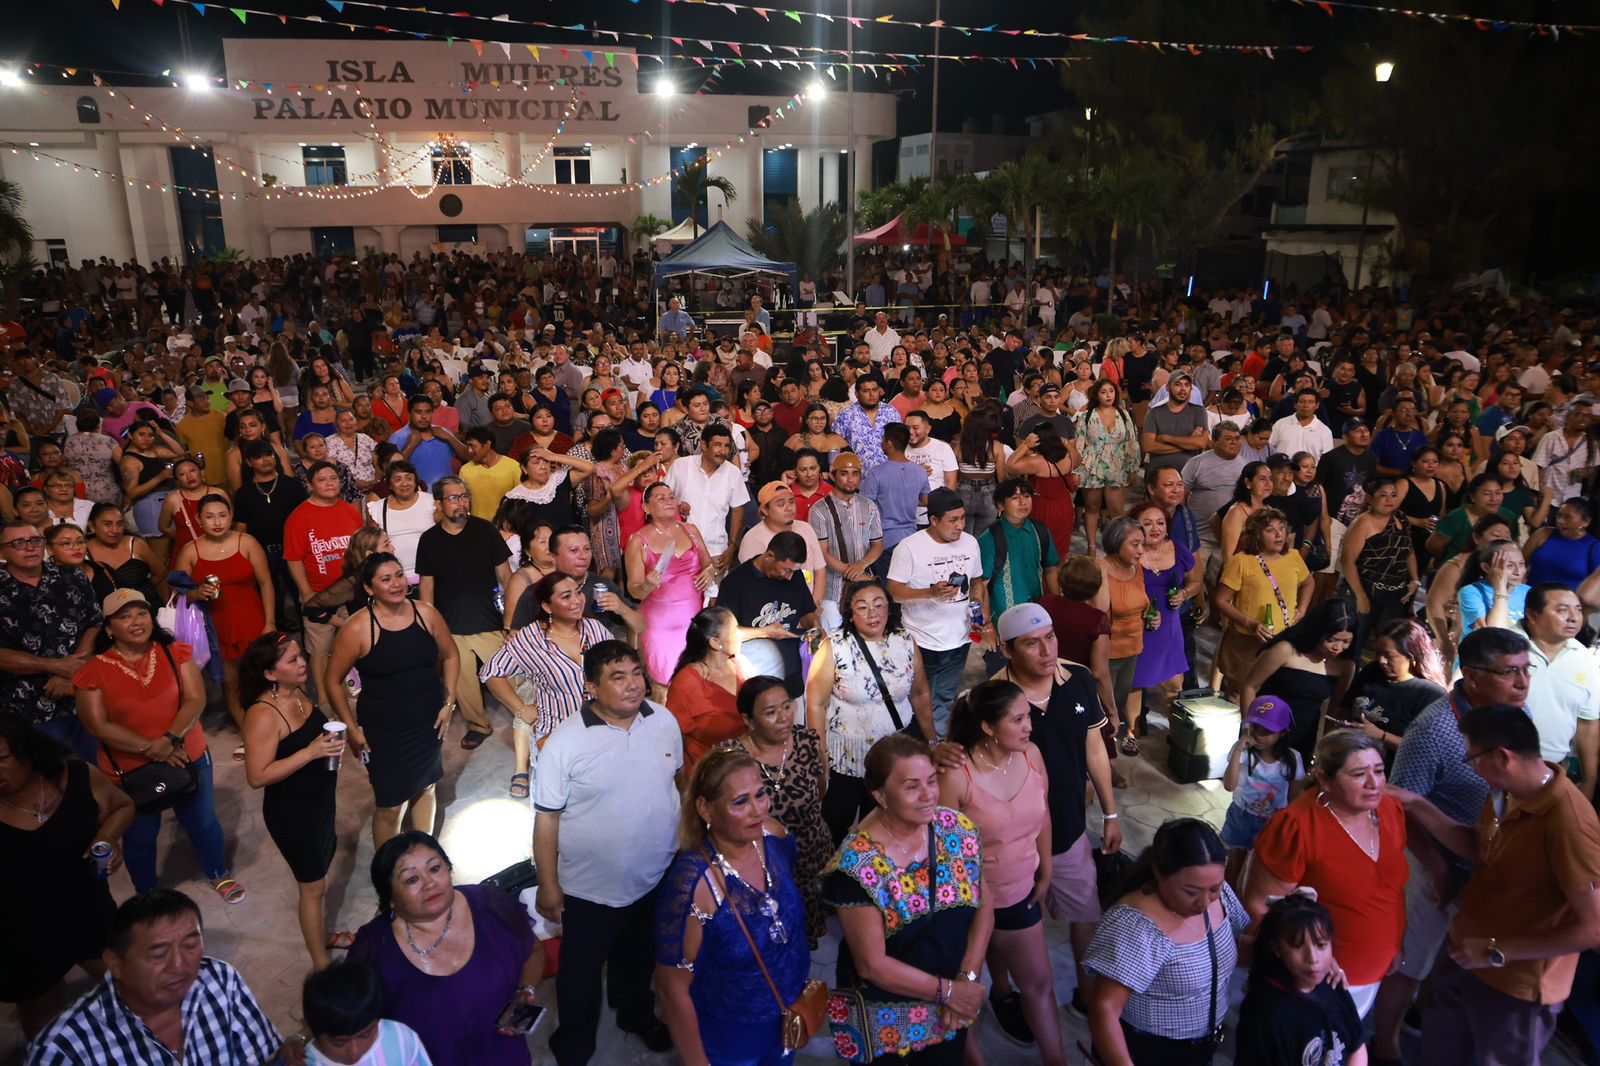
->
xmin=302 ymin=145 xmax=347 ymax=187
xmin=312 ymin=227 xmax=356 ymax=258
xmin=762 ymin=147 xmax=798 ymax=227
xmin=76 ymin=97 xmax=101 ymax=125
xmin=431 ymin=139 xmax=473 ymax=185
xmin=670 ymin=146 xmax=708 ymax=226
xmin=554 ymin=147 xmax=591 ymax=185
xmin=437 ymin=224 xmax=479 ymax=245
xmin=952 ymin=158 xmax=965 ymax=176
xmin=1326 ymin=164 xmax=1365 ymax=201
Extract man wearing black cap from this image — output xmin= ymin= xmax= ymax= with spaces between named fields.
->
xmin=456 ymin=365 xmax=495 ymax=430
xmin=886 ymin=486 xmax=988 ymax=739
xmin=1018 ymin=380 xmax=1074 ymax=441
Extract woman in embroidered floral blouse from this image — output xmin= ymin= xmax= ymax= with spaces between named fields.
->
xmin=821 ymin=734 xmax=994 ymax=1065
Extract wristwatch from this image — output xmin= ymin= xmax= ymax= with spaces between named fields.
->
xmin=957 ymin=969 xmax=980 ymax=983
xmin=1486 ymin=938 xmax=1506 ymax=968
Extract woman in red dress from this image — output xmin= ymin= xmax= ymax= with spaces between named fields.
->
xmin=1006 ymin=421 xmax=1077 ymax=559
xmin=664 ymin=606 xmax=746 ymax=771
xmin=172 ymin=493 xmax=274 ymax=751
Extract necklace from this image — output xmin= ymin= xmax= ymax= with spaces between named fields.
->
xmin=974 ymin=745 xmax=1016 ymax=774
xmin=403 ymin=895 xmax=455 ymax=961
xmin=254 ymin=475 xmax=280 ymax=504
xmin=741 ymin=733 xmax=791 ymax=788
xmin=708 ymin=833 xmax=789 ymax=944
xmin=1324 ymin=798 xmax=1380 ymax=862
xmin=0 ymin=778 xmax=50 ymax=824
xmin=103 ymin=646 xmax=158 ymax=687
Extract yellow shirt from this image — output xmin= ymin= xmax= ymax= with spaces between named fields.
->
xmin=1219 ymin=549 xmax=1311 ymax=634
xmin=176 ymin=410 xmax=229 ymax=485
xmin=460 ymin=454 xmax=522 ymax=520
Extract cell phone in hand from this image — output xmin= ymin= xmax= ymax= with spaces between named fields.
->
xmin=496 ymin=998 xmax=546 ymax=1037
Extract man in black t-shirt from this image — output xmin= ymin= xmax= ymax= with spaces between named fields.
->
xmin=416 ymin=475 xmax=513 ymax=749
xmin=233 ymin=438 xmax=308 ymax=628
xmin=715 ymin=531 xmax=817 ymax=697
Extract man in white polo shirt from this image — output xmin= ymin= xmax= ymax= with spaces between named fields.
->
xmin=1522 ymin=584 xmax=1600 ymax=798
xmin=1268 ymin=387 xmax=1336 ymax=460
xmin=534 ymin=641 xmax=680 ymax=1064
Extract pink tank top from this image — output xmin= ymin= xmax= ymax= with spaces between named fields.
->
xmin=960 ymin=756 xmax=1047 ymax=909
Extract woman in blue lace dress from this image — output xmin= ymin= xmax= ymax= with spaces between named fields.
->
xmin=656 ymin=747 xmax=811 ymax=1066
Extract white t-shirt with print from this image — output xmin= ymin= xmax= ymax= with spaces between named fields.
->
xmin=887 ymin=529 xmax=982 ymax=651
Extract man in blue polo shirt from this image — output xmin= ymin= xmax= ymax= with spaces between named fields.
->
xmin=1372 ymin=394 xmax=1431 ymax=477
xmin=658 ymin=296 xmax=693 ymax=342
xmin=389 ymin=395 xmax=467 ymax=487
xmin=1474 ymin=381 xmax=1524 ymax=463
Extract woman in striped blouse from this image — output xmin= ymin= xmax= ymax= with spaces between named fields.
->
xmin=478 ymin=571 xmax=611 ymax=799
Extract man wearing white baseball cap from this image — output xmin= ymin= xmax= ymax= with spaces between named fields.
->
xmin=938 ymin=601 xmax=1121 ymax=1027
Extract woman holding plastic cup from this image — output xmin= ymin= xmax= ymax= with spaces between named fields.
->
xmin=240 ymin=630 xmax=350 ymax=971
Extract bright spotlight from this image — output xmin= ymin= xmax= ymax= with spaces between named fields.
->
xmin=0 ymin=69 xmax=22 ymax=89
xmin=1374 ymin=61 xmax=1395 ymax=83
xmin=655 ymin=80 xmax=675 ymax=97
xmin=808 ymin=80 xmax=826 ymax=99
xmin=184 ymin=72 xmax=212 ymax=91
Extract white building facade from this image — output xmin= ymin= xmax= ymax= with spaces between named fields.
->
xmin=0 ymin=39 xmax=895 ymax=265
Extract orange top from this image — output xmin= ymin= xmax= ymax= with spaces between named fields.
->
xmin=73 ymin=642 xmax=207 ymax=776
xmin=1253 ymin=789 xmax=1409 ymax=985
xmin=1104 ymin=563 xmax=1148 ymax=660
xmin=665 ymin=667 xmax=746 ymax=772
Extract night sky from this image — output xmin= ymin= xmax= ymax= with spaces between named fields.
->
xmin=16 ymin=0 xmax=1084 ymax=135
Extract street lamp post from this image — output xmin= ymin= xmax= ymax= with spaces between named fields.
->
xmin=1352 ymin=61 xmax=1393 ymax=293
xmin=845 ymin=0 xmax=856 ymax=305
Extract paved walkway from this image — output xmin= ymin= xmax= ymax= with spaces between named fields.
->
xmin=2 ymin=646 xmax=1587 ymax=1065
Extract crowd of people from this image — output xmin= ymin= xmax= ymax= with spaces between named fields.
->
xmin=2 ymin=242 xmax=1600 ymax=1066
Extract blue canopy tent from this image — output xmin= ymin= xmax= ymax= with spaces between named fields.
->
xmin=652 ymin=221 xmax=798 ymax=332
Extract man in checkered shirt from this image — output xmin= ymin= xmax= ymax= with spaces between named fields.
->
xmin=28 ymin=890 xmax=281 ymax=1066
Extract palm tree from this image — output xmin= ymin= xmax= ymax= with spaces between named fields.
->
xmin=1064 ymin=164 xmax=1175 ymax=313
xmin=630 ymin=214 xmax=669 ymax=246
xmin=745 ymin=199 xmax=845 ymax=280
xmin=902 ymin=176 xmax=963 ymax=251
xmin=673 ymin=163 xmax=737 ymax=238
xmin=0 ymin=179 xmax=34 ymax=313
xmin=986 ymin=156 xmax=1060 ymax=272
xmin=854 ymin=178 xmax=927 ymax=230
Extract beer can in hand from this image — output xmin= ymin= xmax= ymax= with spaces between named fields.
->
xmin=90 ymin=841 xmax=113 ymax=879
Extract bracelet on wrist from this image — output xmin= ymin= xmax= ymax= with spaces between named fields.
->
xmin=1103 ymin=812 xmax=1119 ymax=821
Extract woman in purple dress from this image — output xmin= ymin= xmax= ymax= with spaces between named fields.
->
xmin=349 ymin=831 xmax=546 ymax=1066
xmin=1129 ymin=502 xmax=1199 ymax=704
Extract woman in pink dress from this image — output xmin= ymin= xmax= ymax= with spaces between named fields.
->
xmin=624 ymin=481 xmax=714 ymax=694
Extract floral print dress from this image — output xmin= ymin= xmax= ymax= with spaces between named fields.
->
xmin=824 ymin=628 xmax=918 ymax=779
xmin=1075 ymin=406 xmax=1141 ymax=489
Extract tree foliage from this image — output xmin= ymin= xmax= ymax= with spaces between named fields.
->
xmin=745 ymin=199 xmax=846 ymax=280
xmin=631 ymin=214 xmax=670 ymax=242
xmin=672 ymin=163 xmax=737 ymax=237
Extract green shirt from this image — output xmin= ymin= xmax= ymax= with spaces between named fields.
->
xmin=1434 ymin=505 xmax=1522 ymax=564
xmin=978 ymin=517 xmax=1060 ymax=617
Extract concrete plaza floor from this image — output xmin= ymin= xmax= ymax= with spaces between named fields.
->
xmin=1 ymin=646 xmax=1589 ymax=1065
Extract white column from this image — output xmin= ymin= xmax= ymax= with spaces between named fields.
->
xmin=503 ymin=134 xmax=522 ymax=182
xmin=96 ymin=132 xmax=138 ymax=263
xmin=853 ymin=137 xmax=873 ymax=197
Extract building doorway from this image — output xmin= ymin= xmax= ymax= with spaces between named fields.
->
xmin=549 ymin=235 xmax=599 ymax=260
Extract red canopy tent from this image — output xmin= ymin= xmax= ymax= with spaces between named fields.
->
xmin=852 ymin=213 xmax=966 ymax=247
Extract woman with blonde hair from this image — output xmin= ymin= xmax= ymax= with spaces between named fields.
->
xmin=655 ymin=747 xmax=811 ymax=1066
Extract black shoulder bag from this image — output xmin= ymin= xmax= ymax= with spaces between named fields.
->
xmin=850 ymin=630 xmax=920 ymax=740
xmin=104 ymin=644 xmax=201 ymax=816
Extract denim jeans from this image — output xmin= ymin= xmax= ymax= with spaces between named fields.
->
xmin=122 ymin=750 xmax=229 ymax=892
xmin=920 ymin=644 xmax=971 ymax=740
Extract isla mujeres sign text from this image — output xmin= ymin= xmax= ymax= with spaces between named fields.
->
xmin=239 ymin=48 xmax=627 ymax=127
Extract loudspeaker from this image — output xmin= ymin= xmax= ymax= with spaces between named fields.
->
xmin=1166 ymin=694 xmax=1241 ymax=784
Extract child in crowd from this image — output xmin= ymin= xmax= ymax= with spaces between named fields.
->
xmin=302 ymin=960 xmax=432 ymax=1066
xmin=1221 ymin=695 xmax=1304 ymax=886
xmin=1233 ymin=893 xmax=1367 ymax=1066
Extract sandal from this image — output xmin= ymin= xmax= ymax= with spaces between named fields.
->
xmin=460 ymin=730 xmax=491 ymax=751
xmin=1118 ymin=735 xmax=1140 ymax=758
xmin=509 ymin=772 xmax=530 ymax=799
xmin=213 ymin=878 xmax=247 ymax=905
xmin=325 ymin=931 xmax=356 ymax=951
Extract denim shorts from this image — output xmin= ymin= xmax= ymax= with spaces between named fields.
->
xmin=1220 ymin=804 xmax=1270 ymax=850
